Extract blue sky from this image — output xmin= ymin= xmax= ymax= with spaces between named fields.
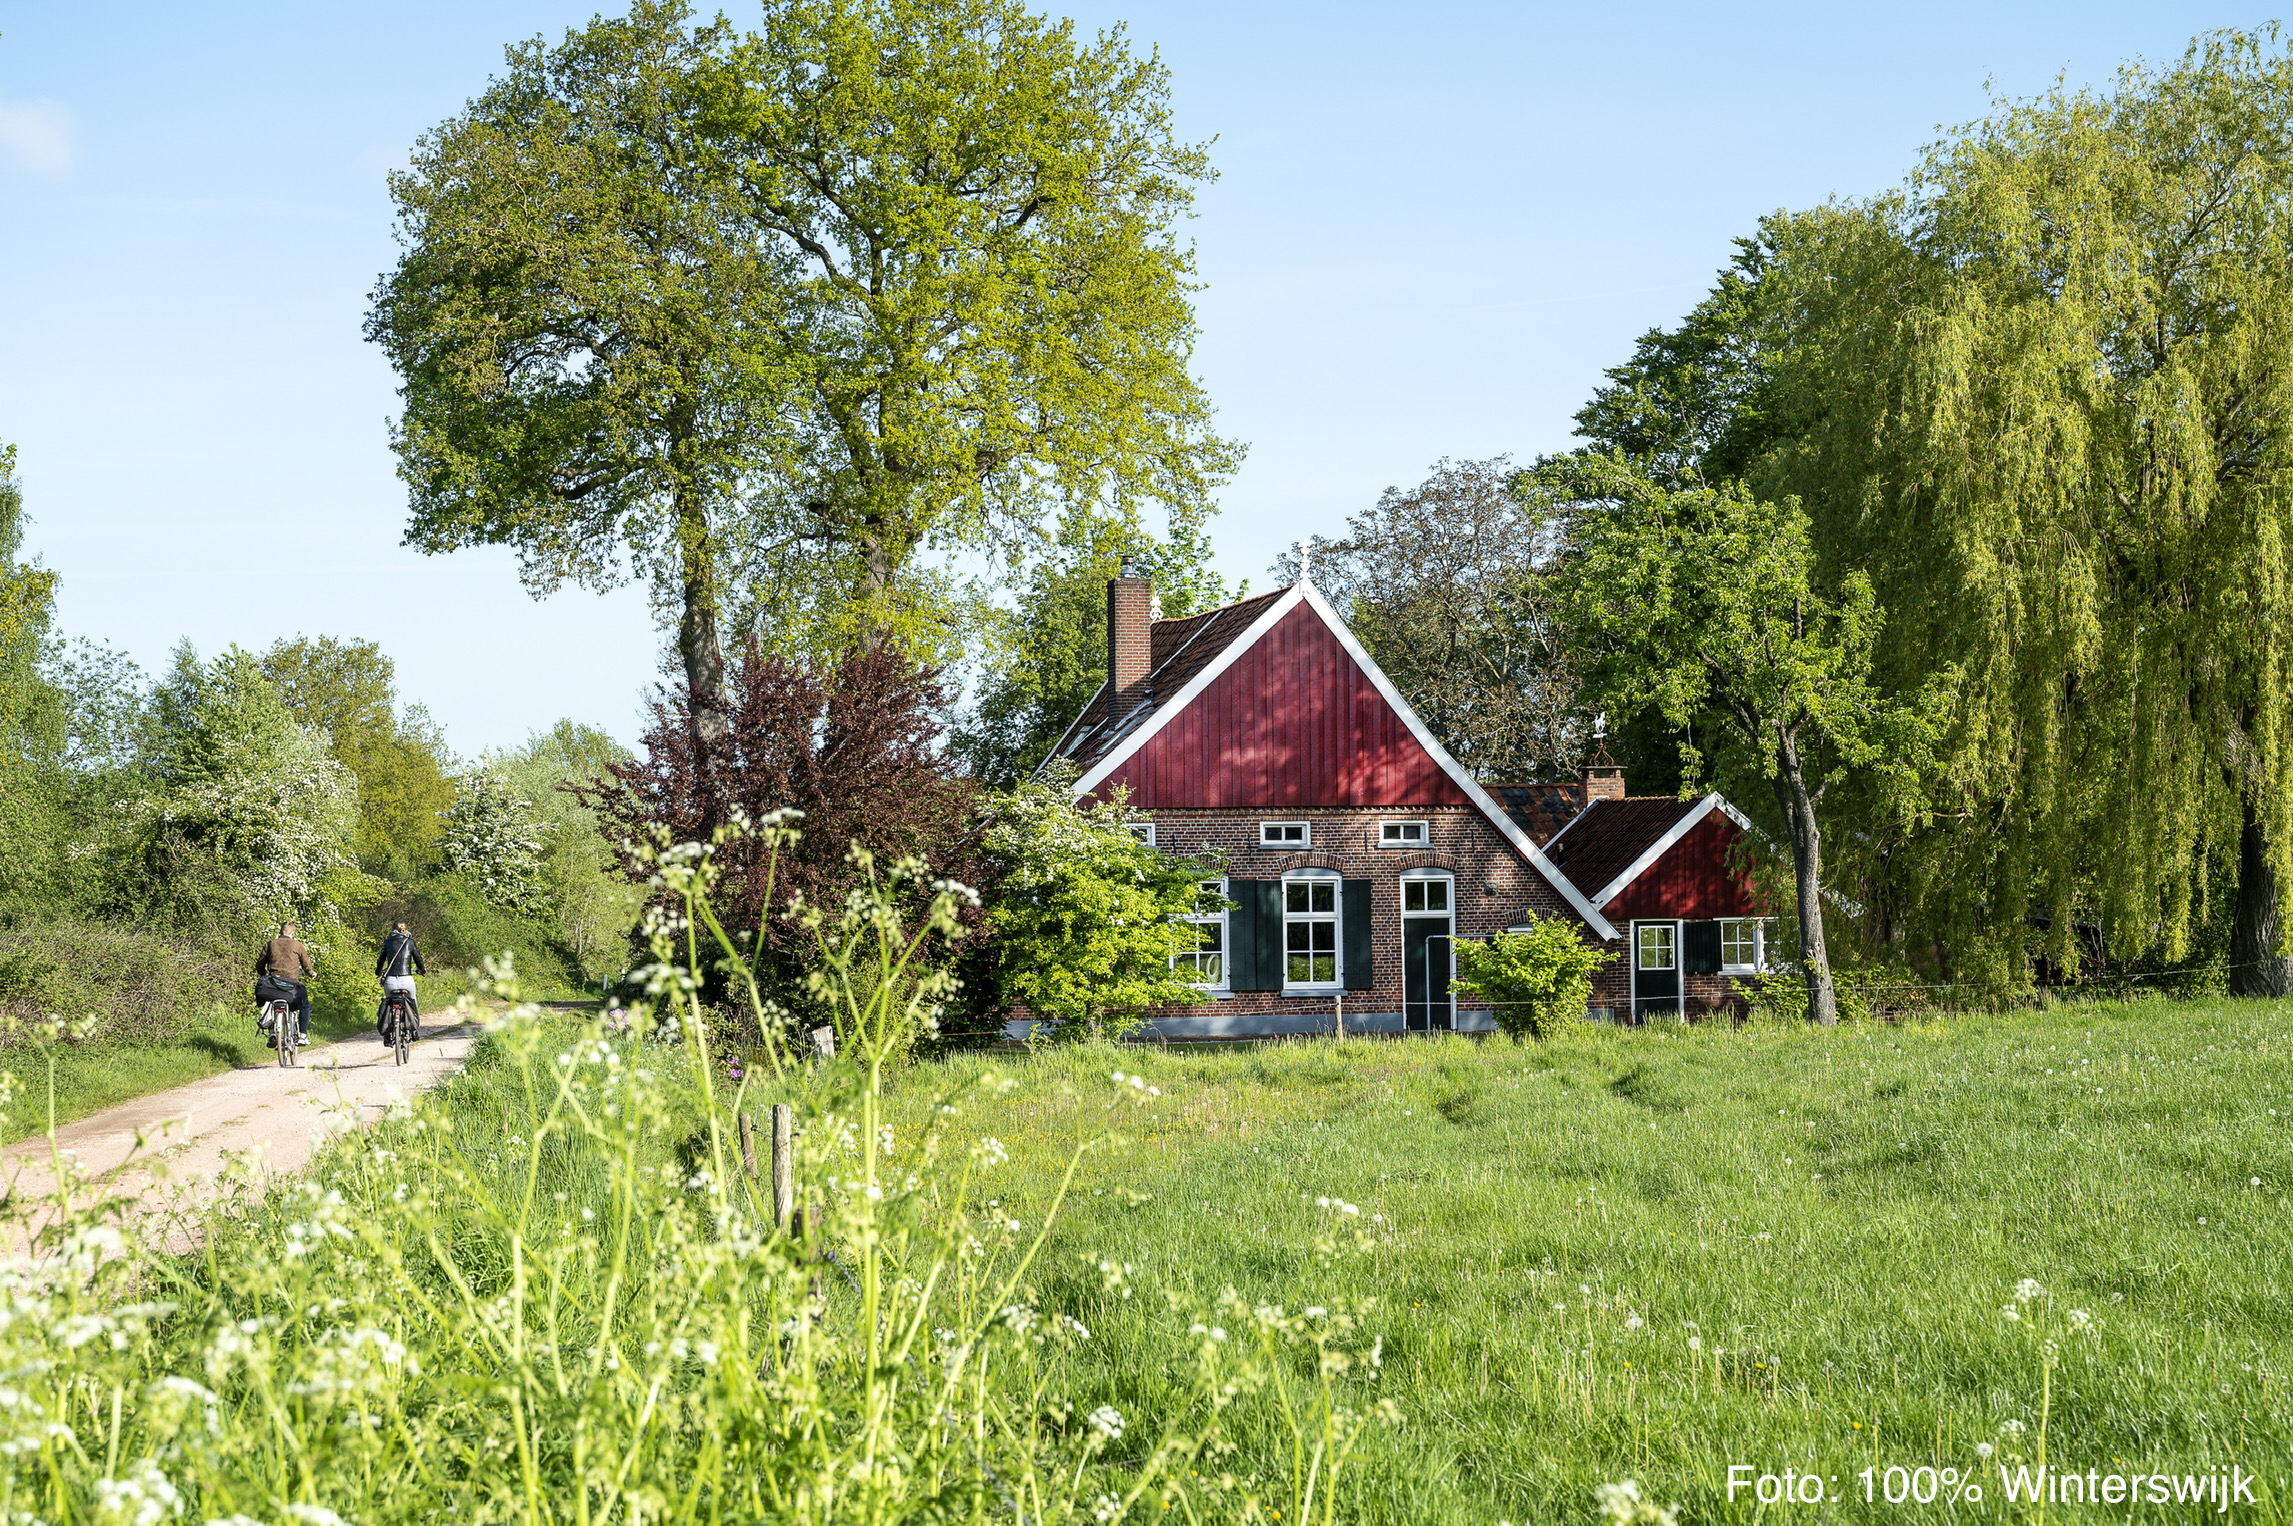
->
xmin=0 ymin=0 xmax=2255 ymax=753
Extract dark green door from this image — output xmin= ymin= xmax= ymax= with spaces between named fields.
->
xmin=1632 ymin=921 xmax=1681 ymax=1021
xmin=1404 ymin=920 xmax=1453 ymax=1031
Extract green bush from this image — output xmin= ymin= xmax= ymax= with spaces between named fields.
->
xmin=1451 ymin=914 xmax=1617 ymax=1041
xmin=0 ymin=913 xmax=238 ymax=1043
xmin=368 ymin=872 xmax=588 ymax=997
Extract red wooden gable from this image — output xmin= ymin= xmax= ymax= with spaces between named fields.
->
xmin=1091 ymin=602 xmax=1477 ymax=809
xmin=1601 ymin=811 xmax=1760 ymax=920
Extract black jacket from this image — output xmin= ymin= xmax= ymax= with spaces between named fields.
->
xmin=375 ymin=931 xmax=428 ymax=980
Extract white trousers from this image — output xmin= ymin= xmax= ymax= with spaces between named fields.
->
xmin=383 ymin=976 xmax=417 ymax=995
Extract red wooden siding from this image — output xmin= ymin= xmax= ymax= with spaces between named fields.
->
xmin=1094 ymin=603 xmax=1477 ymax=809
xmin=1601 ymin=812 xmax=1760 ymax=920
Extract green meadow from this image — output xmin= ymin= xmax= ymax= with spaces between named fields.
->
xmin=873 ymin=999 xmax=2293 ymax=1522
xmin=8 ymin=993 xmax=2285 ymax=1523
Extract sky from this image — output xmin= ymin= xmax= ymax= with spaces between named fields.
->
xmin=0 ymin=0 xmax=2262 ymax=754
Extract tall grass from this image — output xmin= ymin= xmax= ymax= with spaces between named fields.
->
xmin=0 ymin=823 xmax=1387 ymax=1523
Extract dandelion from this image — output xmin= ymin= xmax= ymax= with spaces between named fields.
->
xmin=1975 ymin=1442 xmax=1994 ymax=1460
xmin=1624 ymin=1314 xmax=1644 ymax=1330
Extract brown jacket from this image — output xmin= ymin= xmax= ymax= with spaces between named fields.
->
xmin=258 ymin=936 xmax=315 ymax=982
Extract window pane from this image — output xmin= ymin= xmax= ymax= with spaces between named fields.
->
xmin=1197 ymin=882 xmax=1225 ymax=913
xmin=1287 ymin=882 xmax=1310 ymax=912
xmin=1637 ymin=926 xmax=1675 ymax=970
xmin=1403 ymin=881 xmax=1425 ymax=912
xmin=1309 ymin=881 xmax=1334 ymax=913
xmin=1423 ymin=881 xmax=1449 ymax=912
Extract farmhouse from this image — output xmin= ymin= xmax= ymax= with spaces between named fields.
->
xmin=1045 ymin=565 xmax=1772 ymax=1036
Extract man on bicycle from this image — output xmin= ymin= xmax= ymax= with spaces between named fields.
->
xmin=257 ymin=922 xmax=315 ymax=1042
xmin=374 ymin=920 xmax=427 ymax=1038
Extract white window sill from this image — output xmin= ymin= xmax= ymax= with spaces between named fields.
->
xmin=1720 ymin=965 xmax=1763 ymax=976
xmin=1282 ymin=987 xmax=1344 ymax=997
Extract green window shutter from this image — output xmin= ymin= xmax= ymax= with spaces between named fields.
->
xmin=1342 ymin=879 xmax=1374 ymax=990
xmin=1229 ymin=881 xmax=1284 ymax=992
xmin=1683 ymin=920 xmax=1722 ymax=975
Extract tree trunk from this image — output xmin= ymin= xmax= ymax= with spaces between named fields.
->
xmin=2231 ymin=794 xmax=2293 ymax=997
xmin=675 ymin=487 xmax=728 ymax=824
xmin=1772 ymin=732 xmax=1838 ymax=1025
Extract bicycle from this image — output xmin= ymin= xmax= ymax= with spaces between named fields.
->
xmin=262 ymin=998 xmax=300 ymax=1068
xmin=381 ymin=989 xmax=420 ymax=1066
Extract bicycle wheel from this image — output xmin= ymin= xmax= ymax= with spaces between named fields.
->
xmin=276 ymin=1008 xmax=291 ymax=1068
xmin=394 ymin=1000 xmax=410 ymax=1065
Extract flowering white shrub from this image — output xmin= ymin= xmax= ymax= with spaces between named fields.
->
xmin=437 ymin=762 xmax=552 ymax=913
xmin=148 ymin=725 xmax=364 ymax=924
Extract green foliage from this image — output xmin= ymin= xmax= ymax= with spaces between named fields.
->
xmin=980 ymin=774 xmax=1218 ymax=1039
xmin=494 ymin=720 xmax=645 ymax=974
xmin=1627 ymin=28 xmax=2293 ymax=986
xmin=0 ymin=915 xmax=238 ymax=1045
xmin=371 ymin=0 xmax=1236 ymax=692
xmin=262 ymin=636 xmax=455 ymax=878
xmin=954 ymin=504 xmax=1235 ymax=787
xmin=1449 ymin=914 xmax=1615 ymax=1041
xmin=436 ymin=763 xmax=551 ymax=915
xmin=135 ymin=646 xmax=379 ymax=930
xmin=372 ymin=872 xmax=584 ymax=996
xmin=1546 ymin=455 xmax=1944 ymax=1022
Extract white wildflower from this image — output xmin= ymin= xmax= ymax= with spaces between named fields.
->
xmin=1087 ymin=1404 xmax=1125 ymax=1441
xmin=93 ymin=1458 xmax=181 ymax=1525
xmin=1595 ymin=1477 xmax=1678 ymax=1525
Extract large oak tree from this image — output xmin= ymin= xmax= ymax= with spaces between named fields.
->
xmin=369 ymin=0 xmax=1234 ymax=776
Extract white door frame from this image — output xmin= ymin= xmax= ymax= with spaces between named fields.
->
xmin=1629 ymin=920 xmax=1685 ymax=1021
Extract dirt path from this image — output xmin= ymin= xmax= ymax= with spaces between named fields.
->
xmin=0 ymin=1012 xmax=477 ymax=1261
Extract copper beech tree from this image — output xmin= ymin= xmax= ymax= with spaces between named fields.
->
xmin=575 ymin=641 xmax=978 ymax=1009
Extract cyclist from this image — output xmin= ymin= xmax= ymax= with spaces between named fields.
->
xmin=374 ymin=920 xmax=427 ymax=1038
xmin=256 ymin=921 xmax=316 ymax=1043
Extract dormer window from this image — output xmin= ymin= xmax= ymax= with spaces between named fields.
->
xmin=1259 ymin=821 xmax=1310 ymax=847
xmin=1378 ymin=820 xmax=1428 ymax=847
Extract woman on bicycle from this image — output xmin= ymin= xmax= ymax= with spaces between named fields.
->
xmin=374 ymin=921 xmax=427 ymax=1037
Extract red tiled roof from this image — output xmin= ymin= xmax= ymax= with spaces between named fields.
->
xmin=1543 ymin=796 xmax=1704 ymax=904
xmin=1490 ymin=782 xmax=1589 ymax=845
xmin=1050 ymin=588 xmax=1291 ymax=776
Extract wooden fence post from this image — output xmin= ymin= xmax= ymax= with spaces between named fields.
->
xmin=810 ymin=1025 xmax=837 ymax=1060
xmin=770 ymin=1102 xmax=794 ymax=1235
xmin=738 ymin=1111 xmax=758 ymax=1179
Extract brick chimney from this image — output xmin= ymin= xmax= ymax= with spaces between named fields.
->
xmin=1107 ymin=558 xmax=1153 ymax=712
xmin=1582 ymin=740 xmax=1625 ymax=803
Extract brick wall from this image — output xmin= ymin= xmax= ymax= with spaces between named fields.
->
xmin=1142 ymin=805 xmax=1592 ymax=1025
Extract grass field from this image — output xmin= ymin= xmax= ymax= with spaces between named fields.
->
xmin=857 ymin=997 xmax=2293 ymax=1521
xmin=11 ymin=991 xmax=2284 ymax=1522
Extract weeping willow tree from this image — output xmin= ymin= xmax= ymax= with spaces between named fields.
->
xmin=1760 ymin=28 xmax=2293 ymax=992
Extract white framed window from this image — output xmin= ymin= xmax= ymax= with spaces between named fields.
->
xmin=1174 ymin=879 xmax=1227 ymax=989
xmin=1720 ymin=918 xmax=1768 ymax=973
xmin=1260 ymin=821 xmax=1310 ymax=847
xmin=1635 ymin=923 xmax=1676 ymax=971
xmin=1282 ymin=870 xmax=1341 ymax=990
xmin=1378 ymin=819 xmax=1428 ymax=847
xmin=1399 ymin=871 xmax=1451 ymax=915
xmin=1124 ymin=821 xmax=1156 ymax=847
